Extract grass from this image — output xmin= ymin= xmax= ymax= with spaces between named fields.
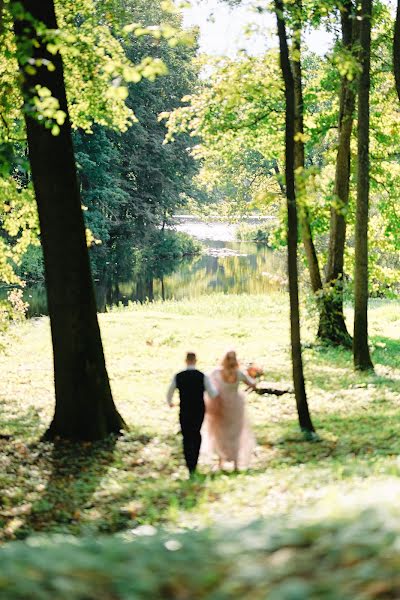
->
xmin=0 ymin=293 xmax=399 ymax=542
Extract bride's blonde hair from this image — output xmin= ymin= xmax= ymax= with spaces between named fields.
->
xmin=221 ymin=350 xmax=239 ymax=372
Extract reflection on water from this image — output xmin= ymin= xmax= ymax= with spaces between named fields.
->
xmin=19 ymin=218 xmax=286 ymax=317
xmin=102 ymin=240 xmax=286 ymax=308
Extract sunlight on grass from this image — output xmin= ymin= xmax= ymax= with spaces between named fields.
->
xmin=0 ymin=294 xmax=399 ymax=541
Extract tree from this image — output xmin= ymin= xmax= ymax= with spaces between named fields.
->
xmin=219 ymin=0 xmax=354 ymax=349
xmin=0 ymin=0 xmax=136 ymax=324
xmin=71 ymin=0 xmax=199 ymax=284
xmin=318 ymin=0 xmax=358 ymax=347
xmin=353 ymin=0 xmax=374 ymax=371
xmin=291 ymin=1 xmax=323 ymax=296
xmin=163 ymin=0 xmax=400 ymax=306
xmin=12 ymin=0 xmax=126 ymax=440
xmin=1 ymin=0 xmax=173 ymax=291
xmin=275 ymin=0 xmax=315 ymax=435
xmin=116 ymin=1 xmax=198 ymax=240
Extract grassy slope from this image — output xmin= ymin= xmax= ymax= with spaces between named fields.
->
xmin=0 ymin=294 xmax=399 ymax=541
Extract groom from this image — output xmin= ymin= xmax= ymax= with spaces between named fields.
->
xmin=167 ymin=352 xmax=218 ymax=476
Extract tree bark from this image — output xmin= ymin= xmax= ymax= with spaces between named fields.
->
xmin=394 ymin=0 xmax=400 ymax=103
xmin=12 ymin=0 xmax=127 ymax=439
xmin=275 ymin=0 xmax=315 ymax=434
xmin=353 ymin=0 xmax=374 ymax=371
xmin=292 ymin=7 xmax=323 ymax=296
xmin=317 ymin=1 xmax=356 ymax=347
xmin=0 ymin=0 xmax=5 ymax=37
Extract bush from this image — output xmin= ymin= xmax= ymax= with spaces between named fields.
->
xmin=0 ymin=288 xmax=28 ymax=345
xmin=148 ymin=230 xmax=202 ymax=261
xmin=1 ymin=501 xmax=400 ymax=599
xmin=133 ymin=230 xmax=202 ymax=279
xmin=236 ymin=223 xmax=274 ymax=245
xmin=15 ymin=245 xmax=44 ymax=282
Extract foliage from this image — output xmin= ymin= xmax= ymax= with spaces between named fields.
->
xmin=138 ymin=230 xmax=202 ymax=262
xmin=162 ymin=51 xmax=285 ymax=212
xmin=14 ymin=244 xmax=44 ymax=282
xmin=0 ymin=176 xmax=39 ymax=283
xmin=236 ymin=222 xmax=275 ymax=245
xmin=0 ymin=286 xmax=28 ymax=343
xmin=47 ymin=0 xmax=202 ymax=288
xmin=0 ymin=176 xmax=38 ymax=332
xmin=0 ymin=0 xmax=199 ymax=291
xmin=154 ymin=229 xmax=202 ymax=257
xmin=164 ymin=2 xmax=400 ymax=297
xmin=0 ymin=0 xmax=186 ymax=140
xmin=131 ymin=230 xmax=202 ymax=281
xmin=106 ymin=0 xmax=199 ymax=239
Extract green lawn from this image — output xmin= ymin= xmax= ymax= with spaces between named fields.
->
xmin=0 ymin=294 xmax=399 ymax=542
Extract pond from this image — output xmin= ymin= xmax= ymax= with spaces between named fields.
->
xmin=17 ymin=217 xmax=287 ymax=317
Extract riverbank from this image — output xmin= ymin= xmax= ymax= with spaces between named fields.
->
xmin=0 ymin=294 xmax=399 ymax=542
xmin=1 ymin=230 xmax=203 ymax=317
xmin=8 ymin=226 xmax=287 ymax=316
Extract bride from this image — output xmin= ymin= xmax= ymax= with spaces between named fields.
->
xmin=202 ymin=350 xmax=256 ymax=471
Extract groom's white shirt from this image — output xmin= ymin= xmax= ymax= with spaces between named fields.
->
xmin=166 ymin=365 xmax=218 ymax=406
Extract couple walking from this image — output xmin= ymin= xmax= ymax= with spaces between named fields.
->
xmin=167 ymin=351 xmax=257 ymax=476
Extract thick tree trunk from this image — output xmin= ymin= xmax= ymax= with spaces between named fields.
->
xmin=275 ymin=0 xmax=315 ymax=434
xmin=0 ymin=1 xmax=4 ymax=37
xmin=353 ymin=0 xmax=374 ymax=371
xmin=394 ymin=0 xmax=400 ymax=102
xmin=318 ymin=1 xmax=356 ymax=347
xmin=12 ymin=0 xmax=126 ymax=439
xmin=292 ymin=12 xmax=323 ymax=296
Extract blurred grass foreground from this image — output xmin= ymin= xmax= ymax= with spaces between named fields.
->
xmin=1 ymin=489 xmax=400 ymax=599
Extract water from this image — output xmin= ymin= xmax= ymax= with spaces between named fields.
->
xmin=175 ymin=215 xmax=276 ymax=242
xmin=12 ymin=217 xmax=286 ymax=317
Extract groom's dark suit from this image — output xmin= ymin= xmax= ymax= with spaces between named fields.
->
xmin=176 ymin=369 xmax=205 ymax=473
xmin=167 ymin=366 xmax=218 ymax=474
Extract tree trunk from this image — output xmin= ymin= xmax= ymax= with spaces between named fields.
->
xmin=394 ymin=0 xmax=400 ymax=103
xmin=353 ymin=0 xmax=374 ymax=371
xmin=318 ymin=1 xmax=356 ymax=348
xmin=12 ymin=0 xmax=127 ymax=440
xmin=0 ymin=0 xmax=5 ymax=37
xmin=292 ymin=7 xmax=323 ymax=296
xmin=275 ymin=0 xmax=315 ymax=434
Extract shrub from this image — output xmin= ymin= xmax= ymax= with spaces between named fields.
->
xmin=15 ymin=244 xmax=44 ymax=282
xmin=148 ymin=230 xmax=202 ymax=261
xmin=0 ymin=287 xmax=28 ymax=346
xmin=1 ymin=502 xmax=400 ymax=599
xmin=236 ymin=223 xmax=274 ymax=245
xmin=133 ymin=230 xmax=202 ymax=279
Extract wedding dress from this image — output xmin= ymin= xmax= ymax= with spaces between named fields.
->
xmin=201 ymin=368 xmax=255 ymax=468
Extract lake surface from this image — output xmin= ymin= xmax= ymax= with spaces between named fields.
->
xmin=20 ymin=217 xmax=287 ymax=317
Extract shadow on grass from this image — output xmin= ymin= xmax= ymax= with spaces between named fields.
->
xmin=2 ymin=404 xmax=400 ymax=539
xmin=0 ymin=428 xmax=208 ymax=540
xmin=0 ymin=403 xmax=42 ymax=438
xmin=307 ymin=336 xmax=400 ymax=371
xmin=113 ymin=431 xmax=209 ymax=526
xmin=19 ymin=436 xmax=119 ymax=538
xmin=0 ymin=429 xmax=154 ymax=540
xmin=301 ymin=335 xmax=400 ymax=394
xmin=254 ymin=410 xmax=400 ymax=471
xmin=370 ymin=336 xmax=400 ymax=370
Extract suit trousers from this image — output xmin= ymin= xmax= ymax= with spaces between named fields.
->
xmin=179 ymin=406 xmax=205 ymax=473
